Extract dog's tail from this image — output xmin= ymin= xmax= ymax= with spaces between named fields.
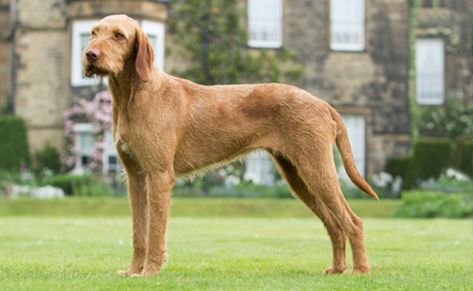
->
xmin=328 ymin=107 xmax=379 ymax=200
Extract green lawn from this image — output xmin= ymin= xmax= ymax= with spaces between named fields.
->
xmin=0 ymin=196 xmax=400 ymax=218
xmin=0 ymin=198 xmax=472 ymax=290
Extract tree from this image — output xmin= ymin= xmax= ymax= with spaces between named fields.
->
xmin=168 ymin=0 xmax=302 ymax=85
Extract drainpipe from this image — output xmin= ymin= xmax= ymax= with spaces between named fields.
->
xmin=7 ymin=0 xmax=17 ymax=114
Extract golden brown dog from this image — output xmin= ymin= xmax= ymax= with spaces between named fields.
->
xmin=83 ymin=14 xmax=379 ymax=277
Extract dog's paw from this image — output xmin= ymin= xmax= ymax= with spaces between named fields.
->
xmin=117 ymin=269 xmax=130 ymax=277
xmin=323 ymin=266 xmax=347 ymax=275
xmin=352 ymin=265 xmax=371 ymax=275
xmin=117 ymin=267 xmax=144 ymax=277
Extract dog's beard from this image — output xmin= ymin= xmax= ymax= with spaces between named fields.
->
xmin=84 ymin=63 xmax=109 ymax=78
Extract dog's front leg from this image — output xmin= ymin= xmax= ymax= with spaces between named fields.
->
xmin=139 ymin=169 xmax=175 ymax=276
xmin=116 ymin=150 xmax=148 ymax=276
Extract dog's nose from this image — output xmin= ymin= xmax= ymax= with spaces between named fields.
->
xmin=86 ymin=49 xmax=100 ymax=62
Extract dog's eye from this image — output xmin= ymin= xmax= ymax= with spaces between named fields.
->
xmin=90 ymin=30 xmax=97 ymax=38
xmin=114 ymin=32 xmax=125 ymax=40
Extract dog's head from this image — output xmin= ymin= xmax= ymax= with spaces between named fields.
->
xmin=82 ymin=14 xmax=155 ymax=81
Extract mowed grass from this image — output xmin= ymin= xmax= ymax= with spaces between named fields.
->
xmin=0 ymin=198 xmax=472 ymax=290
xmin=0 ymin=196 xmax=400 ymax=218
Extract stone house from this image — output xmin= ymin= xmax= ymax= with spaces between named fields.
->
xmin=1 ymin=0 xmax=472 ymax=182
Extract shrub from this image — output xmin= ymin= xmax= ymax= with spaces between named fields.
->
xmin=0 ymin=116 xmax=30 ymax=172
xmin=452 ymin=136 xmax=473 ymax=178
xmin=42 ymin=174 xmax=114 ymax=196
xmin=403 ymin=138 xmax=453 ymax=189
xmin=394 ymin=191 xmax=473 ymax=218
xmin=33 ymin=144 xmax=62 ymax=175
xmin=419 ymin=172 xmax=473 ymax=194
xmin=418 ymin=99 xmax=473 ymax=138
xmin=385 ymin=155 xmax=411 ymax=179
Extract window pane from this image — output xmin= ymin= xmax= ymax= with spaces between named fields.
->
xmin=330 ymin=0 xmax=365 ymax=51
xmin=248 ymin=0 xmax=283 ymax=48
xmin=416 ymin=38 xmax=445 ymax=105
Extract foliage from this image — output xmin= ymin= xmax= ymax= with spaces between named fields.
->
xmin=169 ymin=0 xmax=302 ymax=85
xmin=418 ymin=171 xmax=473 ymax=194
xmin=0 ymin=115 xmax=30 ymax=172
xmin=63 ymin=91 xmax=112 ymax=173
xmin=403 ymin=138 xmax=453 ymax=189
xmin=418 ymin=99 xmax=473 ymax=139
xmin=33 ymin=144 xmax=62 ymax=176
xmin=451 ymin=136 xmax=473 ymax=178
xmin=41 ymin=174 xmax=114 ymax=196
xmin=394 ymin=191 xmax=473 ymax=218
xmin=385 ymin=155 xmax=411 ymax=179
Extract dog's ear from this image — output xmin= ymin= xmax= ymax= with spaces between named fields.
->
xmin=135 ymin=29 xmax=154 ymax=81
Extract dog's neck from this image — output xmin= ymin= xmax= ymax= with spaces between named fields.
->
xmin=108 ymin=61 xmax=140 ymax=112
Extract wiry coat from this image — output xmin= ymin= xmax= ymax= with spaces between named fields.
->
xmin=83 ymin=14 xmax=378 ymax=277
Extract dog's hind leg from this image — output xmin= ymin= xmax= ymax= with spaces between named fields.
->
xmin=289 ymin=144 xmax=371 ymax=274
xmin=272 ymin=154 xmax=347 ymax=274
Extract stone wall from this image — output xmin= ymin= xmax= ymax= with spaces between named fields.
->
xmin=284 ymin=0 xmax=411 ymax=174
xmin=14 ymin=0 xmax=68 ymax=152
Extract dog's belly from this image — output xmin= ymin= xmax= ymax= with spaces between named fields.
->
xmin=173 ymin=133 xmax=258 ymax=177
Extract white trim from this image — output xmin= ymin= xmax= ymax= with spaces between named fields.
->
xmin=141 ymin=20 xmax=166 ymax=71
xmin=72 ymin=122 xmax=94 ymax=174
xmin=247 ymin=0 xmax=283 ymax=48
xmin=416 ymin=38 xmax=445 ymax=105
xmin=102 ymin=130 xmax=122 ymax=175
xmin=330 ymin=0 xmax=365 ymax=51
xmin=71 ymin=20 xmax=103 ymax=86
xmin=72 ymin=123 xmax=93 ymax=133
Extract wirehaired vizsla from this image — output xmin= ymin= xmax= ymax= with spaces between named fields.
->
xmin=83 ymin=15 xmax=379 ymax=277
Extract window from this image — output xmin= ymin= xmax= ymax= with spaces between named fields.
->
xmin=140 ymin=20 xmax=165 ymax=71
xmin=416 ymin=38 xmax=445 ymax=105
xmin=338 ymin=115 xmax=365 ymax=180
xmin=247 ymin=0 xmax=283 ymax=48
xmin=71 ymin=20 xmax=166 ymax=86
xmin=330 ymin=0 xmax=365 ymax=51
xmin=244 ymin=151 xmax=275 ymax=185
xmin=71 ymin=20 xmax=102 ymax=86
xmin=103 ymin=130 xmax=122 ymax=175
xmin=73 ymin=123 xmax=94 ymax=174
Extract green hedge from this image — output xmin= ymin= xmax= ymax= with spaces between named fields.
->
xmin=0 ymin=116 xmax=30 ymax=172
xmin=41 ymin=174 xmax=113 ymax=196
xmin=33 ymin=144 xmax=62 ymax=174
xmin=385 ymin=155 xmax=411 ymax=179
xmin=404 ymin=138 xmax=453 ymax=189
xmin=394 ymin=191 xmax=473 ymax=218
xmin=452 ymin=136 xmax=473 ymax=178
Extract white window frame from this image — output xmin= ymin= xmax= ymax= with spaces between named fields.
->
xmin=71 ymin=20 xmax=165 ymax=86
xmin=247 ymin=0 xmax=283 ymax=48
xmin=71 ymin=20 xmax=102 ymax=86
xmin=72 ymin=123 xmax=94 ymax=174
xmin=330 ymin=0 xmax=365 ymax=51
xmin=338 ymin=115 xmax=366 ymax=180
xmin=140 ymin=20 xmax=165 ymax=71
xmin=416 ymin=38 xmax=445 ymax=105
xmin=102 ymin=130 xmax=122 ymax=175
xmin=244 ymin=151 xmax=275 ymax=185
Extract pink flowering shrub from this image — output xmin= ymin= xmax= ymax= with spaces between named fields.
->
xmin=63 ymin=91 xmax=112 ymax=173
